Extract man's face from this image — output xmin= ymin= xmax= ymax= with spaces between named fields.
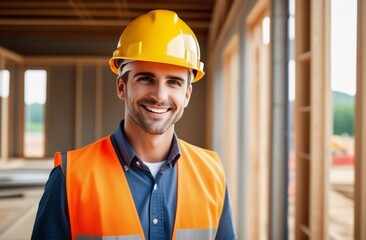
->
xmin=116 ymin=61 xmax=192 ymax=135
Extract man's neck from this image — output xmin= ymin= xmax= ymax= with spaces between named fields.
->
xmin=123 ymin=119 xmax=174 ymax=163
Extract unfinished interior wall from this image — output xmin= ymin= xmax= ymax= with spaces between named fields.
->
xmin=0 ymin=44 xmax=208 ymax=159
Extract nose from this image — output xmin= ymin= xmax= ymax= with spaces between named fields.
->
xmin=150 ymin=82 xmax=168 ymax=102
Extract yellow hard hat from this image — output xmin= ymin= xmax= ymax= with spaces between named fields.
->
xmin=109 ymin=9 xmax=205 ymax=82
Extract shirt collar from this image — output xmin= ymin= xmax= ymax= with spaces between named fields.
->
xmin=111 ymin=120 xmax=181 ymax=167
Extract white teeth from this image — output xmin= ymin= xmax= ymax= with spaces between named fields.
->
xmin=145 ymin=106 xmax=168 ymax=114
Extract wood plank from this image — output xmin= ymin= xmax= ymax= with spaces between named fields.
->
xmin=298 ymin=51 xmax=311 ymax=62
xmin=0 ymin=47 xmax=24 ymax=62
xmin=355 ymin=0 xmax=366 ymax=239
xmin=0 ymin=1 xmax=214 ymax=10
xmin=0 ymin=19 xmax=210 ymax=28
xmin=0 ymin=9 xmax=212 ymax=19
xmin=309 ymin=0 xmax=331 ymax=239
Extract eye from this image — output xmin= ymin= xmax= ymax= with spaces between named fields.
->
xmin=167 ymin=79 xmax=183 ymax=87
xmin=137 ymin=76 xmax=154 ymax=84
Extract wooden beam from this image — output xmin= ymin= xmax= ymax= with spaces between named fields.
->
xmin=95 ymin=64 xmax=103 ymax=140
xmin=74 ymin=63 xmax=83 ymax=149
xmin=208 ymin=0 xmax=246 ymax=63
xmin=0 ymin=9 xmax=212 ymax=19
xmin=0 ymin=47 xmax=24 ymax=62
xmin=0 ymin=1 xmax=214 ymax=11
xmin=309 ymin=0 xmax=331 ymax=239
xmin=24 ymin=56 xmax=109 ymax=65
xmin=355 ymin=0 xmax=366 ymax=239
xmin=0 ymin=18 xmax=210 ymax=28
xmin=0 ymin=19 xmax=130 ymax=26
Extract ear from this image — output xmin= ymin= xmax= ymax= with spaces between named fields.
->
xmin=116 ymin=77 xmax=126 ymax=100
xmin=184 ymin=84 xmax=193 ymax=108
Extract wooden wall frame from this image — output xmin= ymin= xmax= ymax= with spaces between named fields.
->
xmin=294 ymin=0 xmax=331 ymax=239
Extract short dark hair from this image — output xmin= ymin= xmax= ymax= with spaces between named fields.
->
xmin=120 ymin=71 xmax=129 ymax=83
xmin=187 ymin=69 xmax=197 ymax=86
xmin=115 ymin=59 xmax=123 ymax=69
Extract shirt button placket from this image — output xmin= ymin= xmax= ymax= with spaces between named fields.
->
xmin=151 ymin=184 xmax=159 ymax=226
xmin=150 ymin=180 xmax=163 ymax=239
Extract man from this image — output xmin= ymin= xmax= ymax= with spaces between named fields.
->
xmin=32 ymin=9 xmax=236 ymax=240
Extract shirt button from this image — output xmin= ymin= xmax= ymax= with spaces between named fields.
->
xmin=153 ymin=184 xmax=158 ymax=191
xmin=124 ymin=165 xmax=129 ymax=171
xmin=136 ymin=161 xmax=141 ymax=167
xmin=153 ymin=218 xmax=158 ymax=224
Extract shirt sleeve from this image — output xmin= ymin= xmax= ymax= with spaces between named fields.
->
xmin=31 ymin=166 xmax=71 ymax=240
xmin=215 ymin=185 xmax=237 ymax=240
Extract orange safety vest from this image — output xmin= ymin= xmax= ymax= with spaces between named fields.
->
xmin=54 ymin=136 xmax=226 ymax=240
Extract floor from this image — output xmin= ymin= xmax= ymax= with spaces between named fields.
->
xmin=328 ymin=166 xmax=354 ymax=240
xmin=0 ymin=187 xmax=44 ymax=240
xmin=0 ymin=160 xmax=52 ymax=240
xmin=0 ymin=160 xmax=355 ymax=240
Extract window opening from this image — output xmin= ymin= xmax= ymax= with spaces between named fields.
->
xmin=329 ymin=0 xmax=357 ymax=238
xmin=24 ymin=70 xmax=47 ymax=158
xmin=287 ymin=0 xmax=296 ymax=238
xmin=0 ymin=70 xmax=10 ymax=98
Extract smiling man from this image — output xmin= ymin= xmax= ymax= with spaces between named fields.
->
xmin=120 ymin=61 xmax=191 ymax=136
xmin=32 ymin=10 xmax=236 ymax=240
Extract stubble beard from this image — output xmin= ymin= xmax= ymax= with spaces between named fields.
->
xmin=126 ymin=97 xmax=184 ymax=135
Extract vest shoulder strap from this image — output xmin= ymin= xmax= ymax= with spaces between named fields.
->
xmin=53 ymin=151 xmax=68 ymax=176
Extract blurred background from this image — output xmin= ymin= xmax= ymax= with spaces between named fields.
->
xmin=0 ymin=0 xmax=365 ymax=239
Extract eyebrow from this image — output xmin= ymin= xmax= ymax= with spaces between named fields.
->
xmin=133 ymin=72 xmax=155 ymax=78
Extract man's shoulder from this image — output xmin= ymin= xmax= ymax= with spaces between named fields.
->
xmin=54 ymin=136 xmax=112 ymax=174
xmin=61 ymin=136 xmax=114 ymax=167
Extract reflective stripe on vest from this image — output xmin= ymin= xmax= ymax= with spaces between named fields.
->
xmin=75 ymin=229 xmax=218 ymax=240
xmin=57 ymin=136 xmax=225 ymax=240
xmin=176 ymin=228 xmax=218 ymax=240
xmin=76 ymin=235 xmax=141 ymax=240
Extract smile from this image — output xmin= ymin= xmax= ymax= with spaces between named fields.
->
xmin=144 ymin=105 xmax=170 ymax=114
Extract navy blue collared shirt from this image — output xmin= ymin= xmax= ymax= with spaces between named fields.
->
xmin=32 ymin=121 xmax=236 ymax=240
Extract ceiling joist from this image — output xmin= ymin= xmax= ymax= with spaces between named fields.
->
xmin=0 ymin=0 xmax=215 ymax=41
